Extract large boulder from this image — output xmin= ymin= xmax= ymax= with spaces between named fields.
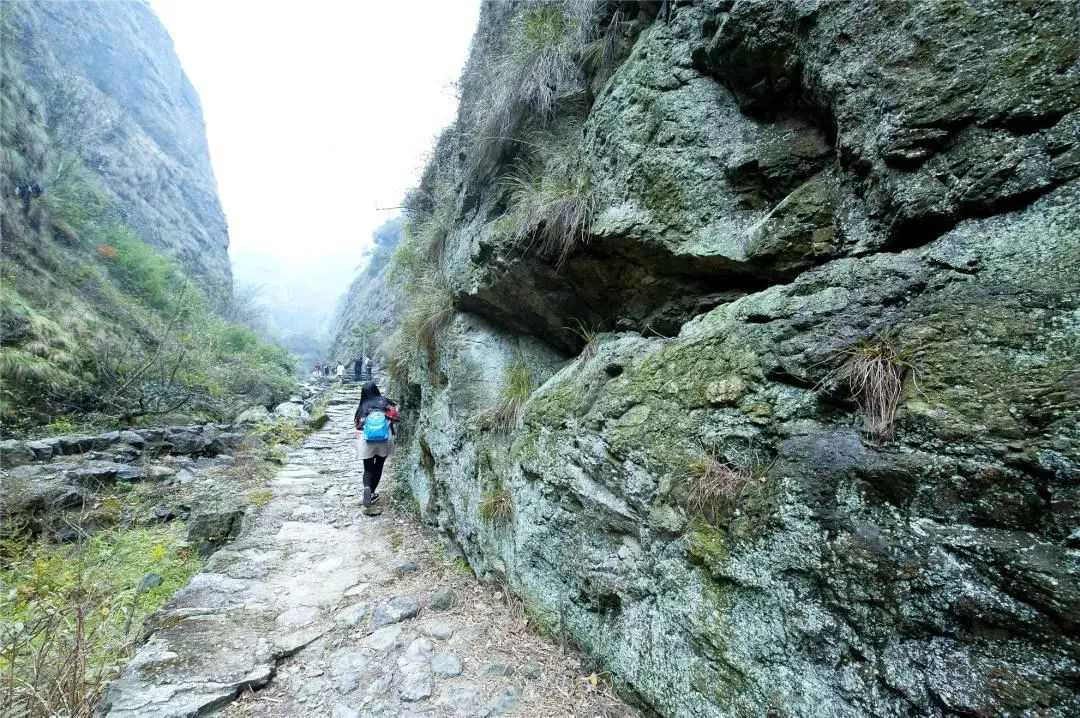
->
xmin=234 ymin=405 xmax=272 ymax=426
xmin=164 ymin=426 xmax=208 ymax=455
xmin=0 ymin=440 xmax=35 ymax=467
xmin=68 ymin=460 xmax=147 ymax=487
xmin=272 ymin=402 xmax=307 ymax=422
xmin=25 ymin=438 xmax=59 ymax=461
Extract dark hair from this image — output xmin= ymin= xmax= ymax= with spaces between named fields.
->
xmin=355 ymin=381 xmax=388 ymax=424
xmin=360 ymin=381 xmax=381 ymax=404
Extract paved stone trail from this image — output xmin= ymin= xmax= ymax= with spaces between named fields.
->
xmin=106 ymin=385 xmax=633 ymax=718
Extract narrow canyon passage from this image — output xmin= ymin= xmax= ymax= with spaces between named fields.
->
xmin=104 ymin=384 xmax=632 ymax=718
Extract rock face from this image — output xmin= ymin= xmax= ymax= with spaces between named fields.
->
xmin=3 ymin=0 xmax=230 ymax=285
xmin=335 ymin=2 xmax=1080 ymax=717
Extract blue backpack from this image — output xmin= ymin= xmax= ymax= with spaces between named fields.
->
xmin=363 ymin=409 xmax=390 ymax=442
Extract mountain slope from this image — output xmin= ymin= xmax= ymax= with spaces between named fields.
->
xmin=1 ymin=0 xmax=293 ymax=429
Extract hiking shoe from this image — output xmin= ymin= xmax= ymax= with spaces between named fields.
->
xmin=371 ymin=492 xmax=381 ymax=503
xmin=363 ymin=486 xmax=372 ymax=507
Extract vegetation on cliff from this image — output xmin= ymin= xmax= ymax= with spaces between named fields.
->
xmin=335 ymin=1 xmax=1080 ymax=716
xmin=0 ymin=4 xmax=296 ymax=433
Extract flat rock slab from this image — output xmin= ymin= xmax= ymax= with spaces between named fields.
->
xmin=372 ymin=596 xmax=421 ymax=629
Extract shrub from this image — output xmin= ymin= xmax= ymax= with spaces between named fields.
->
xmin=480 ymin=487 xmax=514 ymax=525
xmin=100 ymin=225 xmax=182 ymax=309
xmin=836 ymin=334 xmax=913 ymax=440
xmin=0 ymin=525 xmax=203 ymax=717
xmin=507 ymin=158 xmax=596 ymax=267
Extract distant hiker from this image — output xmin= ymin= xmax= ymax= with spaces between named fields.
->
xmin=354 ymin=381 xmax=399 ymax=508
xmin=362 ymin=355 xmax=372 ymax=381
xmin=315 ymin=362 xmax=322 ymax=376
xmin=311 ymin=368 xmax=320 ymax=380
xmin=336 ymin=362 xmax=345 ymax=378
xmin=354 ymin=357 xmax=363 ymax=381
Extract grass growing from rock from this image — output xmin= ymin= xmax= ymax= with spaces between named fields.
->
xmin=565 ymin=318 xmax=600 ymax=360
xmin=680 ymin=442 xmax=775 ymax=529
xmin=836 ymin=334 xmax=914 ymax=440
xmin=476 ymin=356 xmax=534 ymax=433
xmin=480 ymin=487 xmax=514 ymax=526
xmin=507 ymin=159 xmax=596 ymax=267
xmin=685 ymin=456 xmax=760 ymax=524
xmin=465 ymin=1 xmax=595 ymax=179
xmin=0 ymin=524 xmax=203 ymax=717
xmin=400 ymin=269 xmax=454 ymax=354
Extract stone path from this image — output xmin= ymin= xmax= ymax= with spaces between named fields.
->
xmin=105 ymin=385 xmax=633 ymax=718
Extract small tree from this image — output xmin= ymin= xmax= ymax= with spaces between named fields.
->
xmin=349 ymin=321 xmax=380 ymax=361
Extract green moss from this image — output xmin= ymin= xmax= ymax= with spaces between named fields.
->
xmin=510 ymin=425 xmax=542 ymax=467
xmin=687 ymin=520 xmax=729 ymax=572
xmin=248 ymin=488 xmax=273 ymax=507
xmin=638 ymin=157 xmax=688 ymax=229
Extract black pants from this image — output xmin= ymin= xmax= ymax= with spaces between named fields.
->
xmin=363 ymin=455 xmax=386 ymax=493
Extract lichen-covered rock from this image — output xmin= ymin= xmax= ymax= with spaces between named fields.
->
xmin=0 ymin=440 xmax=35 ymax=467
xmin=235 ymin=405 xmax=272 ymax=426
xmin=68 ymin=460 xmax=147 ymax=487
xmin=337 ymin=2 xmax=1080 ymax=717
xmin=273 ymin=402 xmax=307 ymax=422
xmin=186 ymin=507 xmax=245 ymax=557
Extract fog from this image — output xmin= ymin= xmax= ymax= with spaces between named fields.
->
xmin=150 ymin=0 xmax=480 ymax=355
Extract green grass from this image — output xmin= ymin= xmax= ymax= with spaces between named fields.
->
xmin=479 ymin=487 xmax=514 ymax=526
xmin=0 ymin=524 xmax=204 ymax=716
xmin=248 ymin=488 xmax=274 ymax=507
xmin=476 ymin=356 xmax=533 ymax=432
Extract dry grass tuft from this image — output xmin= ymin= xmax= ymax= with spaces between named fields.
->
xmin=686 ymin=456 xmax=760 ymax=522
xmin=507 ymin=160 xmax=596 ymax=267
xmin=465 ymin=1 xmax=595 ymax=180
xmin=400 ymin=269 xmax=454 ymax=353
xmin=836 ymin=335 xmax=913 ymax=440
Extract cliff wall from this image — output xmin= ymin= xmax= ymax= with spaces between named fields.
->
xmin=2 ymin=0 xmax=230 ymax=286
xmin=335 ymin=2 xmax=1079 ymax=716
xmin=1 ymin=0 xmax=293 ymax=429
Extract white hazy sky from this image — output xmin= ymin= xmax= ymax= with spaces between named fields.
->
xmin=150 ymin=0 xmax=480 ymax=264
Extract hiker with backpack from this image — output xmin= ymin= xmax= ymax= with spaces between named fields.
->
xmin=354 ymin=381 xmax=399 ymax=508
